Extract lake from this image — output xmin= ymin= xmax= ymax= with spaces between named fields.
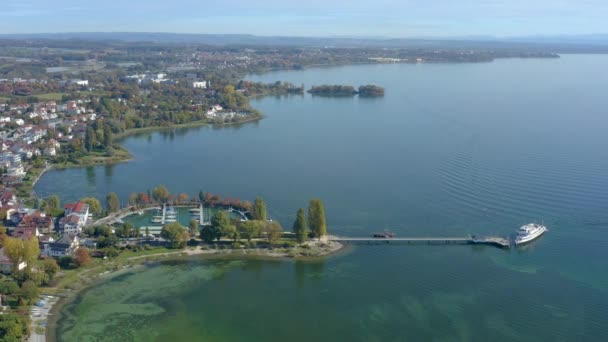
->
xmin=39 ymin=55 xmax=608 ymax=341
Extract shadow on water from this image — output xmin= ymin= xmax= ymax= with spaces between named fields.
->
xmin=104 ymin=164 xmax=114 ymax=179
xmin=86 ymin=166 xmax=96 ymax=186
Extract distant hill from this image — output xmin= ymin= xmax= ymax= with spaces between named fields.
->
xmin=1 ymin=32 xmax=607 ymax=52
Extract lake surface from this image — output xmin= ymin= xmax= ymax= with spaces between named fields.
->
xmin=41 ymin=55 xmax=608 ymax=341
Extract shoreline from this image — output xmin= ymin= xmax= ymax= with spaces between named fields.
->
xmin=44 ymin=240 xmax=345 ymax=341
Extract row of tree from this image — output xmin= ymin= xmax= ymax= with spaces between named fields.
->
xmin=293 ymin=199 xmax=327 ymax=243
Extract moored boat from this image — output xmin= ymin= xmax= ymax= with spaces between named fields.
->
xmin=514 ymin=223 xmax=547 ymax=245
xmin=373 ymin=231 xmax=396 ymax=238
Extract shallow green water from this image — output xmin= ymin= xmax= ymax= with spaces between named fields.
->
xmin=43 ymin=55 xmax=608 ymax=340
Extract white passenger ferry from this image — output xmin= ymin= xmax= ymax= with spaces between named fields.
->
xmin=515 ymin=223 xmax=548 ymax=245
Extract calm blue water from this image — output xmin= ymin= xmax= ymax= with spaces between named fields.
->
xmin=43 ymin=55 xmax=608 ymax=341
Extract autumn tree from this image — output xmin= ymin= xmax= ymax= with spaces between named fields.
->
xmin=252 ymin=197 xmax=267 ymax=221
xmin=74 ymin=247 xmax=91 ymax=267
xmin=177 ymin=193 xmax=189 ymax=204
xmin=2 ymin=237 xmax=24 ymax=272
xmin=152 ymin=185 xmax=170 ymax=203
xmin=137 ymin=192 xmax=150 ymax=204
xmin=308 ymin=199 xmax=327 ymax=239
xmin=106 ymin=192 xmax=120 ymax=212
xmin=23 ymin=237 xmax=40 ymax=274
xmin=293 ymin=208 xmax=308 ymax=243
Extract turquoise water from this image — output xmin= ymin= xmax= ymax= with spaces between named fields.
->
xmin=40 ymin=55 xmax=608 ymax=340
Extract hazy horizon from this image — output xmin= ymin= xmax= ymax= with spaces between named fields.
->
xmin=2 ymin=0 xmax=607 ymax=37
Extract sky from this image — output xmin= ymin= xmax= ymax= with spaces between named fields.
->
xmin=0 ymin=0 xmax=607 ymax=37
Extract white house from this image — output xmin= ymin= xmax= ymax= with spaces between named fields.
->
xmin=60 ymin=202 xmax=90 ymax=234
xmin=191 ymin=81 xmax=207 ymax=89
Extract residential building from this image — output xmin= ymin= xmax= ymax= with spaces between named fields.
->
xmin=60 ymin=202 xmax=90 ymax=234
xmin=40 ymin=235 xmax=79 ymax=258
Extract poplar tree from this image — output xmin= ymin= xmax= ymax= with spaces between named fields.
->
xmin=103 ymin=124 xmax=113 ymax=147
xmin=253 ymin=197 xmax=267 ymax=221
xmin=293 ymin=208 xmax=308 ymax=243
xmin=308 ymin=199 xmax=327 ymax=238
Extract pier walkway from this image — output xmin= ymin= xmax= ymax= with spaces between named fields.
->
xmin=329 ymin=235 xmax=510 ymax=248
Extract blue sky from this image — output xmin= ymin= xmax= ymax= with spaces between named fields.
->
xmin=1 ymin=0 xmax=607 ymax=37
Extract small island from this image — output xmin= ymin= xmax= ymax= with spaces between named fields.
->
xmin=307 ymin=84 xmax=384 ymax=97
xmin=358 ymin=85 xmax=385 ymax=97
xmin=307 ymin=85 xmax=357 ymax=96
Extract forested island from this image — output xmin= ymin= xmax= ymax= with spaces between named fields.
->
xmin=308 ymin=85 xmax=358 ymax=96
xmin=358 ymin=85 xmax=385 ymax=97
xmin=308 ymin=84 xmax=385 ymax=97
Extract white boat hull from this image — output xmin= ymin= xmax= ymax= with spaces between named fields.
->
xmin=515 ymin=226 xmax=547 ymax=245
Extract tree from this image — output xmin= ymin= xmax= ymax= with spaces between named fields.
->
xmin=264 ymin=221 xmax=283 ymax=245
xmin=128 ymin=193 xmax=138 ymax=206
xmin=20 ymin=280 xmax=39 ymax=304
xmin=177 ymin=193 xmax=189 ymax=203
xmin=221 ymin=224 xmax=239 ymax=242
xmin=308 ymin=199 xmax=327 ymax=239
xmin=238 ymin=220 xmax=263 ymax=242
xmin=85 ymin=126 xmax=97 ymax=151
xmin=103 ymin=124 xmax=113 ymax=147
xmin=0 ymin=226 xmax=7 ymax=247
xmin=2 ymin=237 xmax=23 ymax=273
xmin=0 ymin=278 xmax=19 ymax=296
xmin=145 ymin=226 xmax=150 ymax=239
xmin=47 ymin=194 xmax=60 ymax=212
xmin=58 ymin=255 xmax=75 ymax=269
xmin=22 ymin=237 xmax=39 ymax=274
xmin=188 ymin=219 xmax=199 ymax=238
xmin=211 ymin=211 xmax=230 ymax=241
xmin=198 ymin=190 xmax=205 ymax=203
xmin=161 ymin=222 xmax=188 ymax=249
xmin=200 ymin=225 xmax=219 ymax=244
xmin=252 ymin=197 xmax=267 ymax=221
xmin=42 ymin=258 xmax=60 ymax=279
xmin=74 ymin=248 xmax=91 ymax=267
xmin=0 ymin=312 xmax=28 ymax=341
xmin=81 ymin=197 xmax=102 ymax=215
xmin=106 ymin=192 xmax=120 ymax=212
xmin=293 ymin=208 xmax=308 ymax=243
xmin=152 ymin=185 xmax=170 ymax=203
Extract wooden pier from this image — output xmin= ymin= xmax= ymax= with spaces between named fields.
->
xmin=329 ymin=235 xmax=511 ymax=248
